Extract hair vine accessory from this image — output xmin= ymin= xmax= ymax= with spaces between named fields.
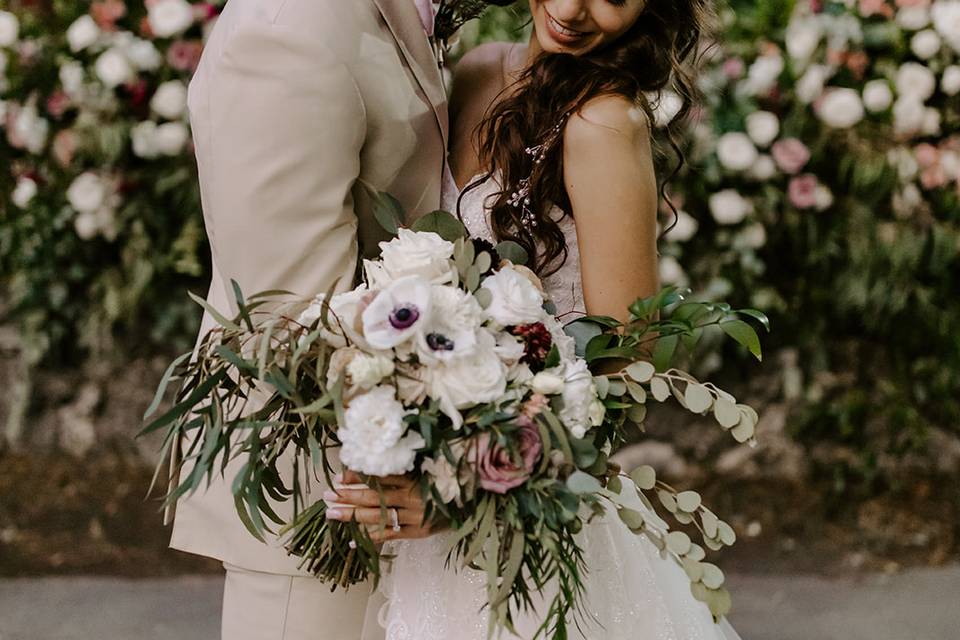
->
xmin=506 ymin=111 xmax=572 ymax=231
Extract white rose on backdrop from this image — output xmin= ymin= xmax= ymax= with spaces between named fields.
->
xmin=910 ymin=29 xmax=942 ymax=59
xmin=941 ymin=65 xmax=960 ymax=95
xmin=481 ymin=266 xmax=545 ymax=327
xmin=559 ymin=359 xmax=602 ymax=439
xmin=148 ymin=0 xmax=196 ymax=38
xmin=745 ymin=111 xmax=780 ymax=147
xmin=709 ymin=189 xmax=753 ymax=225
xmin=921 ymin=107 xmax=941 ymax=136
xmin=131 ymin=121 xmax=160 ymax=158
xmin=893 ymin=96 xmax=927 ymax=135
xmin=737 ymin=223 xmax=767 ymax=249
xmin=67 ymin=15 xmax=101 ymax=53
xmin=897 ymin=6 xmax=931 ymax=30
xmin=749 ymin=154 xmax=778 ymax=181
xmin=59 ymin=61 xmax=85 ymax=97
xmin=0 ymin=11 xmax=19 ymax=48
xmin=931 ymin=1 xmax=960 ymax=54
xmin=339 ymin=386 xmax=424 ymax=477
xmin=150 ymin=80 xmax=188 ymax=120
xmin=74 ymin=211 xmax=100 ymax=240
xmin=940 ymin=150 xmax=960 ymax=180
xmin=13 ymin=104 xmax=49 ymax=155
xmin=67 ymin=172 xmax=108 ymax=214
xmin=95 ymin=48 xmax=133 ymax=88
xmin=12 ymin=176 xmax=37 ymax=208
xmin=896 ymin=62 xmax=936 ymax=100
xmin=378 ymin=229 xmax=456 ymax=285
xmin=814 ymin=184 xmax=834 ymax=211
xmin=664 ymin=209 xmax=698 ymax=242
xmin=785 ymin=17 xmax=822 ymax=65
xmin=426 ymin=330 xmax=508 ymax=429
xmin=126 ymin=39 xmax=162 ymax=71
xmin=648 ymin=89 xmax=683 ymax=128
xmin=716 ymin=132 xmax=759 ymax=171
xmin=816 ymin=88 xmax=865 ymax=128
xmin=796 ymin=64 xmax=831 ymax=104
xmin=659 ymin=255 xmax=687 ymax=286
xmin=888 ymin=146 xmax=920 ymax=181
xmin=743 ymin=54 xmax=784 ymax=96
xmin=862 ymin=79 xmax=893 ymax=112
xmin=154 ymin=121 xmax=188 ymax=155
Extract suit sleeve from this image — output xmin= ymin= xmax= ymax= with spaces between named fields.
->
xmin=191 ymin=18 xmax=367 ymax=308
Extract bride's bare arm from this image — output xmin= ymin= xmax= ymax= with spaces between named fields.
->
xmin=563 ymin=96 xmax=660 ymax=325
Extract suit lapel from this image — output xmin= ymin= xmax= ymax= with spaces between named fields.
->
xmin=371 ymin=0 xmax=449 ymax=150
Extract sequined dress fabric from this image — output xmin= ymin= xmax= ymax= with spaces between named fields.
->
xmin=368 ymin=171 xmax=741 ymax=640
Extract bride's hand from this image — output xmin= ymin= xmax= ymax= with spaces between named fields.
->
xmin=323 ymin=469 xmax=448 ymax=544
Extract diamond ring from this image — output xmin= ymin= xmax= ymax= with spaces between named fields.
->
xmin=390 ymin=507 xmax=401 ymax=532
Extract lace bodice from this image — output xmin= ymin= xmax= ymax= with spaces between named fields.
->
xmin=441 ymin=169 xmax=587 ymax=320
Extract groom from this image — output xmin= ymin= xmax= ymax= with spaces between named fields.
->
xmin=165 ymin=1 xmax=451 ymax=638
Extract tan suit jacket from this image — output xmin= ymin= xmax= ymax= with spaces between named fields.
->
xmin=167 ymin=0 xmax=447 ymax=578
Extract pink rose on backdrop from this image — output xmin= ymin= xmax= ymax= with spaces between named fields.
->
xmin=92 ymin=0 xmax=128 ymax=31
xmin=722 ymin=56 xmax=745 ymax=80
xmin=772 ymin=138 xmax=811 ymax=174
xmin=469 ymin=417 xmax=543 ymax=494
xmin=788 ymin=174 xmax=819 ymax=208
xmin=45 ymin=91 xmax=71 ymax=119
xmin=167 ymin=40 xmax=203 ymax=72
xmin=914 ymin=143 xmax=939 ymax=168
xmin=52 ymin=130 xmax=78 ymax=168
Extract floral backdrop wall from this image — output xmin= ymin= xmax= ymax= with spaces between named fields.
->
xmin=1 ymin=0 xmax=958 ymax=487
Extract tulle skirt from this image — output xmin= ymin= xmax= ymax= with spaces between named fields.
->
xmin=366 ymin=484 xmax=742 ymax=640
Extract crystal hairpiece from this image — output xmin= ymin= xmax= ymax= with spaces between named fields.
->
xmin=506 ymin=112 xmax=572 ymax=231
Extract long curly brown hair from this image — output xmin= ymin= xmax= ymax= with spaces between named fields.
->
xmin=459 ymin=0 xmax=715 ymax=275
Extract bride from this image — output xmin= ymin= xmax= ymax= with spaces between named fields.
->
xmin=329 ymin=0 xmax=741 ymax=637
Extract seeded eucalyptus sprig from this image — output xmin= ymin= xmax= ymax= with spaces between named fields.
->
xmin=435 ymin=0 xmax=517 ymax=43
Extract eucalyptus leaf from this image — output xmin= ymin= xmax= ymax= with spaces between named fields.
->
xmin=626 ymin=361 xmax=656 ymax=383
xmin=676 ymin=490 xmax=702 ymax=513
xmin=701 ymin=562 xmax=725 ymax=589
xmin=567 ymin=470 xmax=603 ymax=495
xmin=630 ymin=464 xmax=657 ymax=490
xmin=412 ymin=210 xmax=467 ymax=242
xmin=666 ymin=530 xmax=692 ymax=555
xmin=618 ymin=507 xmax=646 ymax=531
xmin=650 ymin=377 xmax=671 ymax=402
xmin=713 ymin=397 xmax=741 ymax=429
xmin=495 ymin=240 xmax=529 ymax=265
xmin=684 ymin=383 xmax=714 ymax=414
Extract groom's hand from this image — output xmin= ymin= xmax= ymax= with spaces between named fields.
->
xmin=323 ymin=469 xmax=449 ymax=543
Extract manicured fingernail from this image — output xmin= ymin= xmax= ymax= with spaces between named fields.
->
xmin=323 ymin=490 xmax=339 ymax=500
xmin=334 ymin=471 xmax=343 ymax=482
xmin=327 ymin=508 xmax=343 ymax=519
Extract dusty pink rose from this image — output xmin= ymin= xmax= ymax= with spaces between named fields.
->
xmin=52 ymin=130 xmax=77 ymax=167
xmin=193 ymin=2 xmax=219 ymax=22
xmin=914 ymin=143 xmax=939 ymax=168
xmin=45 ymin=91 xmax=71 ymax=119
xmin=92 ymin=0 xmax=128 ymax=31
xmin=722 ymin=56 xmax=745 ymax=80
xmin=920 ymin=165 xmax=947 ymax=190
xmin=469 ymin=417 xmax=543 ymax=494
xmin=788 ymin=174 xmax=819 ymax=209
xmin=845 ymin=51 xmax=869 ymax=79
xmin=859 ymin=0 xmax=893 ymax=17
xmin=772 ymin=138 xmax=811 ymax=175
xmin=167 ymin=40 xmax=203 ymax=72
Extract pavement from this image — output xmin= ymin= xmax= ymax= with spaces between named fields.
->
xmin=0 ymin=566 xmax=958 ymax=640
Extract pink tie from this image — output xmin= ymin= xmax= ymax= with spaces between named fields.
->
xmin=413 ymin=0 xmax=436 ymax=37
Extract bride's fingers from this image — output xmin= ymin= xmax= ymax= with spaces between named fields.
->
xmin=365 ymin=523 xmax=435 ymax=544
xmin=326 ymin=506 xmax=425 ymax=526
xmin=324 ymin=485 xmax=420 ymax=509
xmin=337 ymin=470 xmax=416 ymax=489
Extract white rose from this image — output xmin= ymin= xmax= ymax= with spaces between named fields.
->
xmin=649 ymin=89 xmax=683 ymax=128
xmin=665 ymin=209 xmax=698 ymax=242
xmin=785 ymin=17 xmax=822 ymax=65
xmin=862 ymin=80 xmax=893 ymax=112
xmin=941 ymin=65 xmax=960 ymax=96
xmin=888 ymin=146 xmax=920 ymax=181
xmin=745 ymin=111 xmax=780 ymax=147
xmin=131 ymin=121 xmax=159 ymax=159
xmin=893 ymin=96 xmax=927 ymax=135
xmin=716 ymin=132 xmax=759 ymax=171
xmin=659 ymin=255 xmax=687 ymax=286
xmin=378 ymin=228 xmax=456 ymax=285
xmin=94 ymin=206 xmax=118 ymax=241
xmin=154 ymin=121 xmax=188 ymax=155
xmin=67 ymin=172 xmax=107 ymax=214
xmin=940 ymin=150 xmax=960 ymax=180
xmin=148 ymin=0 xmax=196 ymax=38
xmin=13 ymin=104 xmax=49 ymax=155
xmin=932 ymin=1 xmax=960 ymax=54
xmin=743 ymin=54 xmax=784 ymax=96
xmin=74 ymin=210 xmax=99 ymax=240
xmin=796 ymin=64 xmax=831 ymax=104
xmin=749 ymin=154 xmax=778 ymax=181
xmin=531 ymin=371 xmax=565 ymax=395
xmin=481 ymin=266 xmax=545 ymax=327
xmin=0 ymin=11 xmax=19 ymax=48
xmin=559 ymin=360 xmax=601 ymax=439
xmin=12 ymin=176 xmax=37 ymax=208
xmin=921 ymin=107 xmax=941 ymax=136
xmin=426 ymin=330 xmax=507 ymax=429
xmin=346 ymin=353 xmax=395 ymax=390
xmin=910 ymin=29 xmax=941 ymax=59
xmin=314 ymin=286 xmax=375 ymax=349
xmin=709 ymin=189 xmax=753 ymax=225
xmin=897 ymin=6 xmax=931 ymax=30
xmin=67 ymin=15 xmax=100 ymax=53
xmin=738 ymin=223 xmax=767 ymax=249
xmin=814 ymin=185 xmax=834 ymax=211
xmin=151 ymin=80 xmax=188 ymax=120
xmin=126 ymin=39 xmax=162 ymax=71
xmin=896 ymin=62 xmax=936 ymax=100
xmin=95 ymin=48 xmax=133 ymax=88
xmin=817 ymin=88 xmax=865 ymax=128
xmin=339 ymin=386 xmax=424 ymax=477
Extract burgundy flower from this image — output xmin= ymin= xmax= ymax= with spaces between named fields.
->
xmin=469 ymin=417 xmax=542 ymax=494
xmin=510 ymin=322 xmax=553 ymax=371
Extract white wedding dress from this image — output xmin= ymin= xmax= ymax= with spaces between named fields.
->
xmin=366 ymin=170 xmax=742 ymax=640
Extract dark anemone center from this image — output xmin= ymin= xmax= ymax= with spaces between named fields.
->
xmin=389 ymin=304 xmax=420 ymax=330
xmin=426 ymin=332 xmax=455 ymax=351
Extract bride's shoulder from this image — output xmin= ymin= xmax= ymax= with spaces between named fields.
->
xmin=450 ymin=42 xmax=518 ymax=119
xmin=565 ymin=95 xmax=652 ymax=145
xmin=453 ymin=41 xmax=515 ymax=79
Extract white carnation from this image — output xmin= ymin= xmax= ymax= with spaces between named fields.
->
xmin=716 ymin=132 xmax=759 ymax=171
xmin=796 ymin=64 xmax=831 ymax=104
xmin=67 ymin=172 xmax=108 ymax=214
xmin=932 ymin=1 xmax=960 ymax=54
xmin=709 ymin=189 xmax=753 ymax=225
xmin=817 ymin=88 xmax=864 ymax=128
xmin=95 ymin=48 xmax=133 ymax=88
xmin=154 ymin=121 xmax=188 ymax=155
xmin=0 ymin=11 xmax=20 ymax=48
xmin=481 ymin=266 xmax=545 ymax=327
xmin=67 ymin=15 xmax=100 ymax=53
xmin=910 ymin=29 xmax=941 ymax=59
xmin=745 ymin=111 xmax=780 ymax=147
xmin=346 ymin=353 xmax=395 ymax=390
xmin=862 ymin=80 xmax=893 ymax=112
xmin=559 ymin=360 xmax=602 ymax=439
xmin=378 ymin=228 xmax=456 ymax=285
xmin=12 ymin=176 xmax=37 ymax=208
xmin=897 ymin=6 xmax=931 ymax=30
xmin=151 ymin=80 xmax=188 ymax=120
xmin=896 ymin=62 xmax=936 ymax=101
xmin=148 ymin=0 xmax=196 ymax=39
xmin=941 ymin=65 xmax=960 ymax=96
xmin=339 ymin=386 xmax=424 ymax=477
xmin=664 ymin=209 xmax=698 ymax=242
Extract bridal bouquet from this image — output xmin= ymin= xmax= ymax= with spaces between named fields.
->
xmin=144 ymin=196 xmax=766 ymax=639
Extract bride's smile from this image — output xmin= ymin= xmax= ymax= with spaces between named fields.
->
xmin=530 ymin=0 xmax=649 ymax=55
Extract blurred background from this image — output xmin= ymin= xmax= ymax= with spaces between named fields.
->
xmin=0 ymin=1 xmax=958 ymax=638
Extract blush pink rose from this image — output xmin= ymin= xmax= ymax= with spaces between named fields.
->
xmin=52 ymin=130 xmax=78 ymax=167
xmin=788 ymin=174 xmax=819 ymax=209
xmin=166 ymin=40 xmax=203 ymax=72
xmin=772 ymin=138 xmax=811 ymax=175
xmin=914 ymin=143 xmax=939 ymax=168
xmin=469 ymin=417 xmax=542 ymax=494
